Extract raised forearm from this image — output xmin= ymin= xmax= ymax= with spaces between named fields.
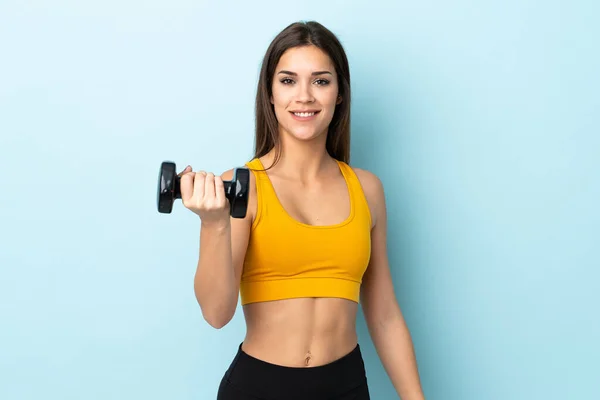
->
xmin=193 ymin=221 xmax=238 ymax=328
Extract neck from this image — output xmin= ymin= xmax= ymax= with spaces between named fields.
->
xmin=262 ymin=131 xmax=335 ymax=182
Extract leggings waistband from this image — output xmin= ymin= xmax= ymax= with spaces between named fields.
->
xmin=222 ymin=342 xmax=368 ymax=399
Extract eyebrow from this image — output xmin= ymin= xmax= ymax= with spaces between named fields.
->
xmin=277 ymin=70 xmax=333 ymax=76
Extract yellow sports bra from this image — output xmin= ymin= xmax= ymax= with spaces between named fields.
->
xmin=239 ymin=157 xmax=372 ymax=306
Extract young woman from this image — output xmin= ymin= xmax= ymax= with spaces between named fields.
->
xmin=179 ymin=21 xmax=425 ymax=400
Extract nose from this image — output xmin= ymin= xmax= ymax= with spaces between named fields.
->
xmin=295 ymin=81 xmax=315 ymax=103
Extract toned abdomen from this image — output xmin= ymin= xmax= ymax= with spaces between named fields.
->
xmin=241 ymin=297 xmax=359 ymax=367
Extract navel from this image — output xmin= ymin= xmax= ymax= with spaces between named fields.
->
xmin=304 ymin=350 xmax=312 ymax=366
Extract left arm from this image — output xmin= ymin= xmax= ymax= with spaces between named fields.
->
xmin=356 ymin=169 xmax=426 ymax=400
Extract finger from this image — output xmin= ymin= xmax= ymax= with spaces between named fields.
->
xmin=177 ymin=165 xmax=192 ymax=177
xmin=214 ymin=176 xmax=226 ymax=205
xmin=180 ymin=171 xmax=195 ymax=204
xmin=193 ymin=171 xmax=206 ymax=200
xmin=204 ymin=172 xmax=216 ymax=200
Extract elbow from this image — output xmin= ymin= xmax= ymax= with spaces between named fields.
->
xmin=200 ymin=304 xmax=235 ymax=329
xmin=194 ymin=280 xmax=237 ymax=329
xmin=204 ymin=313 xmax=232 ymax=329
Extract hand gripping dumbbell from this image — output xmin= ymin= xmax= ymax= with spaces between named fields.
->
xmin=157 ymin=161 xmax=250 ymax=218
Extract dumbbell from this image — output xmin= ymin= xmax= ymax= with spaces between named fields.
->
xmin=157 ymin=161 xmax=249 ymax=218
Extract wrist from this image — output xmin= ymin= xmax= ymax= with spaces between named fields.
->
xmin=200 ymin=219 xmax=230 ymax=232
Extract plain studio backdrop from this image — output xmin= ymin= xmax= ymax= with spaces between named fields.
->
xmin=1 ymin=1 xmax=598 ymax=399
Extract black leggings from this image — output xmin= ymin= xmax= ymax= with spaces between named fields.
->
xmin=217 ymin=342 xmax=370 ymax=400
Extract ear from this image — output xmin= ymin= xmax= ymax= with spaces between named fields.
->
xmin=270 ymin=95 xmax=274 ymax=104
xmin=336 ymin=94 xmax=343 ymax=105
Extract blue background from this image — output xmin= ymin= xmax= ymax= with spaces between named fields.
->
xmin=1 ymin=1 xmax=598 ymax=399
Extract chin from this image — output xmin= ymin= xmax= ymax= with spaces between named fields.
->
xmin=282 ymin=121 xmax=330 ymax=142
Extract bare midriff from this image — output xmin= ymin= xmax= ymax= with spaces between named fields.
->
xmin=241 ymin=297 xmax=359 ymax=368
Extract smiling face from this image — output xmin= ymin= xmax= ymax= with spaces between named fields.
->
xmin=270 ymin=45 xmax=342 ymax=143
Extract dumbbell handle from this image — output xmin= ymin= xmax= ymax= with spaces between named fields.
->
xmin=172 ymin=175 xmax=235 ymax=199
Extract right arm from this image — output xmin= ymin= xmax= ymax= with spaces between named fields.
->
xmin=179 ymin=167 xmax=255 ymax=329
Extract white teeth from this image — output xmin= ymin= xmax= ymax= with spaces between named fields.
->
xmin=294 ymin=112 xmax=315 ymax=117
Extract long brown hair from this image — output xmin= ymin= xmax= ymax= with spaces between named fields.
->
xmin=252 ymin=21 xmax=351 ymax=169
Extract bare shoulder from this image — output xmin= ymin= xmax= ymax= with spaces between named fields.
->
xmin=350 ymin=166 xmax=385 ymax=227
xmin=351 ymin=167 xmax=383 ymax=193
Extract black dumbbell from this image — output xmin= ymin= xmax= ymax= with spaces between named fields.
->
xmin=157 ymin=161 xmax=249 ymax=218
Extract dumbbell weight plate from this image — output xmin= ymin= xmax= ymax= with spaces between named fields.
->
xmin=228 ymin=168 xmax=250 ymax=218
xmin=157 ymin=161 xmax=178 ymax=214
